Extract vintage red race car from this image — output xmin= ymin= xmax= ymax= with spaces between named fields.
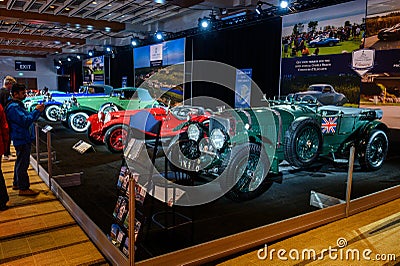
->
xmin=87 ymin=105 xmax=210 ymax=153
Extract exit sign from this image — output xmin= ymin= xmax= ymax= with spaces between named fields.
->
xmin=15 ymin=61 xmax=36 ymax=71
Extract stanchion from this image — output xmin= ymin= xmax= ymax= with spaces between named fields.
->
xmin=47 ymin=131 xmax=52 ymax=191
xmin=35 ymin=123 xmax=40 ymax=174
xmin=128 ymin=177 xmax=135 ymax=265
xmin=345 ymin=145 xmax=355 ymax=217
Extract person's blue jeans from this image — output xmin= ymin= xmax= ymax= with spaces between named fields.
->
xmin=14 ymin=143 xmax=32 ymax=190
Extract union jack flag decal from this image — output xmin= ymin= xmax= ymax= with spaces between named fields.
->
xmin=321 ymin=117 xmax=337 ymax=134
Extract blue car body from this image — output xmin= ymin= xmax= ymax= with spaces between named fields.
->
xmin=23 ymin=84 xmax=113 ymax=121
xmin=309 ymin=37 xmax=340 ymax=47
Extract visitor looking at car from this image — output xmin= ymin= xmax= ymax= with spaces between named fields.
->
xmin=0 ymin=75 xmax=16 ymax=160
xmin=0 ymin=103 xmax=10 ymax=210
xmin=5 ymin=83 xmax=45 ymax=196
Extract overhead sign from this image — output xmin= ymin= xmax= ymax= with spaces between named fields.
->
xmin=15 ymin=61 xmax=36 ymax=71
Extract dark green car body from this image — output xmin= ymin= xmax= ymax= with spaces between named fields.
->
xmin=168 ymin=99 xmax=389 ymax=201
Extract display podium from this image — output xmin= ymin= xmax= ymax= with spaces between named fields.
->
xmin=108 ymin=109 xmax=193 ymax=259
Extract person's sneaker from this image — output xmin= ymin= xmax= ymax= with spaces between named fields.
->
xmin=19 ymin=189 xmax=40 ymax=196
xmin=3 ymin=155 xmax=16 ymax=161
xmin=12 ymin=185 xmax=19 ymax=190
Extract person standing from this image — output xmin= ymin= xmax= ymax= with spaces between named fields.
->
xmin=0 ymin=76 xmax=16 ymax=160
xmin=0 ymin=104 xmax=10 ymax=210
xmin=5 ymin=83 xmax=45 ymax=196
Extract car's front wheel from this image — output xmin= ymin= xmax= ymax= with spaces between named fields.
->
xmin=44 ymin=105 xmax=61 ymax=122
xmin=225 ymin=143 xmax=272 ymax=202
xmin=100 ymin=103 xmax=118 ymax=114
xmin=284 ymin=118 xmax=322 ymax=168
xmin=359 ymin=129 xmax=388 ymax=171
xmin=69 ymin=112 xmax=90 ymax=133
xmin=104 ymin=124 xmax=129 ymax=153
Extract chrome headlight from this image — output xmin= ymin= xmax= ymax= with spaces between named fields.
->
xmin=187 ymin=124 xmax=200 ymax=141
xmin=104 ymin=112 xmax=112 ymax=124
xmin=210 ymin=128 xmax=225 ymax=149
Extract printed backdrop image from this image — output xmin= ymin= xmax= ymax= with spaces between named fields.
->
xmin=358 ymin=49 xmax=400 ymax=129
xmin=134 ymin=38 xmax=185 ymax=106
xmin=83 ymin=56 xmax=105 ymax=85
xmin=282 ymin=0 xmax=366 ymax=58
xmin=365 ymin=0 xmax=400 ymax=51
xmin=280 ymin=0 xmax=367 ymax=105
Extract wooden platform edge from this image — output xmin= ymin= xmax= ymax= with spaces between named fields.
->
xmin=30 ymin=155 xmax=129 ymax=266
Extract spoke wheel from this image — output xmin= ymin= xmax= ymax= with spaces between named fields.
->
xmin=359 ymin=129 xmax=388 ymax=171
xmin=225 ymin=143 xmax=272 ymax=202
xmin=104 ymin=124 xmax=129 ymax=153
xmin=100 ymin=104 xmax=118 ymax=114
xmin=44 ymin=105 xmax=61 ymax=122
xmin=69 ymin=112 xmax=90 ymax=133
xmin=284 ymin=118 xmax=322 ymax=168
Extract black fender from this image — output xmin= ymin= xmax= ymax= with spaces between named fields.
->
xmin=356 ymin=121 xmax=389 ymax=156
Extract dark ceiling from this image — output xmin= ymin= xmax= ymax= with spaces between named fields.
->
xmin=0 ymin=0 xmax=355 ymax=58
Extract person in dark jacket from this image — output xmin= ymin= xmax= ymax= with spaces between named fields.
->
xmin=0 ymin=104 xmax=10 ymax=210
xmin=0 ymin=76 xmax=16 ymax=160
xmin=5 ymin=83 xmax=45 ymax=196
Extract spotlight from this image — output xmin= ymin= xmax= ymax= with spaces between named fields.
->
xmin=155 ymin=31 xmax=164 ymax=41
xmin=88 ymin=50 xmax=94 ymax=56
xmin=280 ymin=0 xmax=289 ymax=9
xmin=105 ymin=46 xmax=112 ymax=53
xmin=76 ymin=55 xmax=81 ymax=59
xmin=67 ymin=56 xmax=71 ymax=62
xmin=198 ymin=17 xmax=211 ymax=29
xmin=131 ymin=38 xmax=138 ymax=46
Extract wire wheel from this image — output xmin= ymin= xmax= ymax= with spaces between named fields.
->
xmin=104 ymin=124 xmax=129 ymax=153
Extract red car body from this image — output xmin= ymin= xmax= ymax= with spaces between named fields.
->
xmin=87 ymin=106 xmax=210 ymax=153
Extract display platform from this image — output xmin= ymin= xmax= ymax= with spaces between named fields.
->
xmin=35 ymin=119 xmax=400 ymax=261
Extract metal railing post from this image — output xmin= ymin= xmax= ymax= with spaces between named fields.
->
xmin=47 ymin=131 xmax=52 ymax=191
xmin=128 ymin=178 xmax=135 ymax=265
xmin=35 ymin=123 xmax=40 ymax=174
xmin=345 ymin=146 xmax=355 ymax=217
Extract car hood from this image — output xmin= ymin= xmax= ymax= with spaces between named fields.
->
xmin=295 ymin=91 xmax=321 ymax=96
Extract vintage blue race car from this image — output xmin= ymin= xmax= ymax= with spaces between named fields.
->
xmin=309 ymin=36 xmax=340 ymax=47
xmin=167 ymin=97 xmax=388 ymax=202
xmin=23 ymin=84 xmax=113 ymax=122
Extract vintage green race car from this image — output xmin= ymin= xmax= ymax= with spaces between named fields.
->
xmin=167 ymin=97 xmax=389 ymax=202
xmin=58 ymin=87 xmax=158 ymax=132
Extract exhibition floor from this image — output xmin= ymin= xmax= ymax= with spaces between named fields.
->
xmin=216 ymin=197 xmax=400 ymax=265
xmin=1 ymin=151 xmax=399 ymax=265
xmin=0 ymin=140 xmax=399 ymax=265
xmin=0 ymin=152 xmax=107 ymax=265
